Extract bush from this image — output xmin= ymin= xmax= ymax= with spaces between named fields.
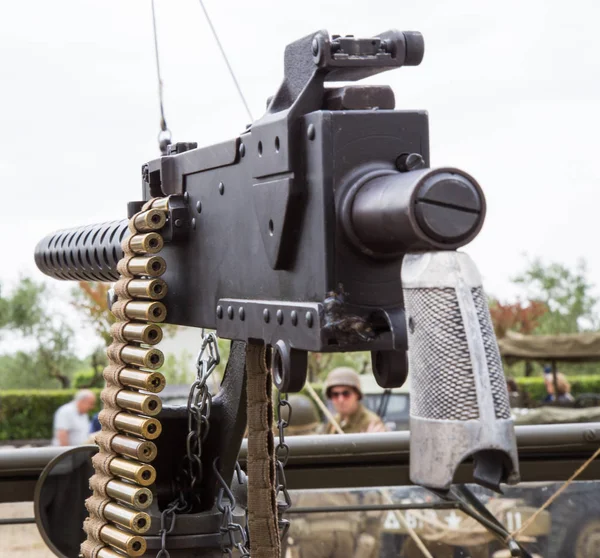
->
xmin=515 ymin=375 xmax=600 ymax=404
xmin=0 ymin=389 xmax=101 ymax=441
xmin=73 ymin=369 xmax=104 ymax=389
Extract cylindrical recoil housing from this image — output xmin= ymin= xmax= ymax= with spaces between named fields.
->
xmin=34 ymin=220 xmax=128 ymax=282
xmin=118 ymin=368 xmax=165 ymax=392
xmin=119 ymin=346 xmax=164 ymax=370
xmin=116 ymin=389 xmax=162 ymax=416
xmin=133 ymin=209 xmax=166 ymax=232
xmin=129 ymin=232 xmax=164 ymax=254
xmin=104 ymin=502 xmax=151 ymax=534
xmin=123 ymin=300 xmax=167 ymax=322
xmin=106 ymin=480 xmax=153 ymax=509
xmin=100 ymin=524 xmax=147 ymax=556
xmin=114 ymin=413 xmax=162 ymax=439
xmin=127 ymin=256 xmax=166 ymax=278
xmin=342 ymin=167 xmax=485 ymax=256
xmin=125 ymin=279 xmax=168 ymax=301
xmin=111 ymin=435 xmax=157 ymax=463
xmin=109 ymin=458 xmax=156 ymax=486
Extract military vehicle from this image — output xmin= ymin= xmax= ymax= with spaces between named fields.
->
xmin=360 ymin=373 xmax=411 ymax=432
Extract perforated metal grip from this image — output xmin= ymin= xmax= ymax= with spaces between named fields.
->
xmin=402 ymin=251 xmax=519 ymax=490
xmin=34 ymin=220 xmax=128 ymax=282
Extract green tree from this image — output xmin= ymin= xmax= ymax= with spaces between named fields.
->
xmin=71 ymin=282 xmax=115 ymax=346
xmin=0 ymin=278 xmax=46 ymax=334
xmin=512 ymin=258 xmax=599 ymax=334
xmin=0 ymin=278 xmax=82 ymax=389
xmin=307 ymin=351 xmax=371 ymax=383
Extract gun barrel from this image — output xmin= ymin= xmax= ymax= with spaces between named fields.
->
xmin=34 ymin=219 xmax=128 ymax=282
xmin=346 ymin=167 xmax=486 ymax=255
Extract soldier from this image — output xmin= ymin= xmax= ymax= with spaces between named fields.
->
xmin=323 ymin=367 xmax=386 ymax=434
xmin=283 ymin=394 xmax=379 ymax=558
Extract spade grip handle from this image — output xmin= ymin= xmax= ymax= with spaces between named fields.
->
xmin=401 ymin=251 xmax=519 ymax=490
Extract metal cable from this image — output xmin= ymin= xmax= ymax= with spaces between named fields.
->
xmin=197 ymin=0 xmax=254 ymax=123
xmin=151 ymin=0 xmax=172 ymax=153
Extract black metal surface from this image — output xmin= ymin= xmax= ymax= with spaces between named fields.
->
xmin=287 ymin=502 xmax=461 ymax=514
xmin=0 ymin=517 xmax=36 ymax=525
xmin=324 ymin=85 xmax=395 ymax=110
xmin=153 ymin=341 xmax=247 ymax=511
xmin=34 ymin=219 xmax=128 ymax=282
xmin=33 ymin=30 xmax=439 ymax=365
xmin=347 ymin=167 xmax=485 ymax=255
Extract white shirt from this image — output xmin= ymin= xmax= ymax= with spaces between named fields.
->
xmin=52 ymin=401 xmax=91 ymax=446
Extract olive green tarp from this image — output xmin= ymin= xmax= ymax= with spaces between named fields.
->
xmin=497 ymin=330 xmax=600 ymax=363
xmin=514 ymin=406 xmax=600 ymax=425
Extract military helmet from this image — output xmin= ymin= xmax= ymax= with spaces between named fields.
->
xmin=324 ymin=367 xmax=363 ymax=399
xmin=279 ymin=394 xmax=320 ymax=436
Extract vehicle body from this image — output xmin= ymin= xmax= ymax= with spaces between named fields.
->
xmin=360 ymin=374 xmax=411 ymax=431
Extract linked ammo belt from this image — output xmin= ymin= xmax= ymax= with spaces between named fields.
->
xmin=81 ymin=197 xmax=170 ymax=558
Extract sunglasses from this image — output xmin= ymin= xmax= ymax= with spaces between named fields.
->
xmin=329 ymin=389 xmax=353 ymax=399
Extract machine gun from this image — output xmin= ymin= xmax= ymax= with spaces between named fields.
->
xmin=34 ymin=29 xmax=520 ymax=557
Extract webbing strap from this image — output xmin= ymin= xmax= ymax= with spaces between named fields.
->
xmin=246 ymin=341 xmax=280 ymax=557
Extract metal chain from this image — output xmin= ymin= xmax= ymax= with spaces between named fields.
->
xmin=276 ymin=391 xmax=292 ymax=541
xmin=157 ymin=331 xmax=220 ymax=557
xmin=156 ymin=498 xmax=187 ymax=558
xmin=214 ymin=458 xmax=251 ymax=557
xmin=182 ymin=332 xmax=220 ymax=504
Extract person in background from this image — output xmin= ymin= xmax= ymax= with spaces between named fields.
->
xmin=323 ymin=367 xmax=386 ymax=434
xmin=283 ymin=394 xmax=381 ymax=558
xmin=90 ymin=412 xmax=102 ymax=434
xmin=52 ymin=389 xmax=97 ymax=446
xmin=544 ymin=369 xmax=575 ymax=403
xmin=506 ymin=377 xmax=528 ymax=408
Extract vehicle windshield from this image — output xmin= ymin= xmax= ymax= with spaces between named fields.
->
xmin=285 ymin=480 xmax=599 ymax=558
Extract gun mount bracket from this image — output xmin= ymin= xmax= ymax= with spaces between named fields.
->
xmin=216 ymin=299 xmax=405 ymax=354
xmin=271 ymin=340 xmax=308 ymax=393
xmin=371 ymin=350 xmax=409 ymax=389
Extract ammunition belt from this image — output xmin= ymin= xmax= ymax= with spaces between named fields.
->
xmin=81 ymin=198 xmax=170 ymax=558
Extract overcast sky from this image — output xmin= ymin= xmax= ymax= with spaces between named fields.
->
xmin=1 ymin=0 xmax=599 ymax=355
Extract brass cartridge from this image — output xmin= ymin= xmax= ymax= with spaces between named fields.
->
xmin=106 ymin=479 xmax=153 ymax=509
xmin=118 ymin=368 xmax=165 ymax=393
xmin=120 ymin=323 xmax=163 ymax=345
xmin=127 ymin=256 xmax=166 ymax=278
xmin=104 ymin=503 xmax=151 ymax=534
xmin=111 ymin=435 xmax=157 ymax=463
xmin=116 ymin=390 xmax=162 ymax=416
xmin=151 ymin=198 xmax=170 ymax=211
xmin=100 ymin=525 xmax=146 ymax=556
xmin=98 ymin=547 xmax=128 ymax=558
xmin=119 ymin=346 xmax=164 ymax=370
xmin=109 ymin=458 xmax=156 ymax=486
xmin=126 ymin=279 xmax=168 ymax=301
xmin=129 ymin=233 xmax=164 ymax=255
xmin=133 ymin=209 xmax=166 ymax=232
xmin=124 ymin=301 xmax=167 ymax=323
xmin=114 ymin=413 xmax=162 ymax=440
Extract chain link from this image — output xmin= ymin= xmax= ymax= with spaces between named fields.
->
xmin=180 ymin=332 xmax=220 ymax=504
xmin=158 ymin=331 xmax=220 ymax=557
xmin=156 ymin=498 xmax=187 ymax=558
xmin=214 ymin=458 xmax=251 ymax=557
xmin=276 ymin=391 xmax=292 ymax=541
xmin=157 ymin=334 xmax=285 ymax=557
